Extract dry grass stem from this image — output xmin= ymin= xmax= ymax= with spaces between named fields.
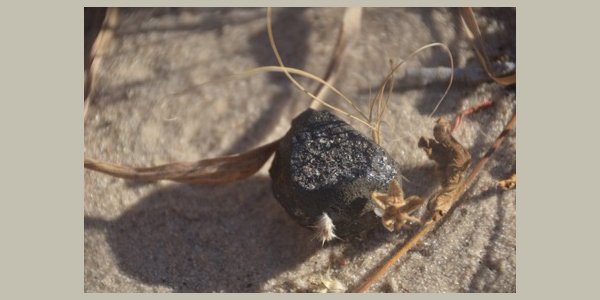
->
xmin=311 ymin=8 xmax=363 ymax=110
xmin=267 ymin=8 xmax=372 ymax=129
xmin=459 ymin=8 xmax=516 ymax=85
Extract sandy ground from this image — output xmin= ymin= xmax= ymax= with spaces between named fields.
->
xmin=84 ymin=7 xmax=516 ymax=292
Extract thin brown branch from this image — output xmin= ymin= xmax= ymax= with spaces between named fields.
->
xmin=451 ymin=100 xmax=493 ymax=134
xmin=355 ymin=220 xmax=434 ymax=293
xmin=458 ymin=112 xmax=516 ymax=195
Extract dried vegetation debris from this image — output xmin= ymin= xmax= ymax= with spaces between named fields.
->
xmin=84 ymin=8 xmax=516 ymax=292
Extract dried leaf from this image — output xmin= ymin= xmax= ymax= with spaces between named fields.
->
xmin=370 ymin=179 xmax=424 ymax=232
xmin=84 ymin=139 xmax=280 ymax=184
xmin=418 ymin=119 xmax=471 ymax=219
xmin=400 ymin=196 xmax=425 ymax=214
xmin=459 ymin=7 xmax=515 ymax=85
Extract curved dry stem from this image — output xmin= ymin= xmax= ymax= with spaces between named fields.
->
xmin=382 ymin=43 xmax=454 ymax=118
xmin=159 ymin=11 xmax=454 ymax=141
xmin=157 ymin=65 xmax=374 ymax=130
xmin=368 ymin=60 xmax=395 ymax=145
xmin=267 ymin=7 xmax=374 ymax=130
xmin=376 ymin=62 xmax=396 ymax=144
xmin=367 ymin=43 xmax=454 ymax=143
xmin=459 ymin=8 xmax=515 ymax=85
xmin=84 ymin=139 xmax=280 ymax=184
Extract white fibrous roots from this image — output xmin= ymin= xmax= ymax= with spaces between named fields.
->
xmin=313 ymin=213 xmax=338 ymax=245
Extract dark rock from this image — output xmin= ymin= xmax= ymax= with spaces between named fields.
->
xmin=269 ymin=109 xmax=400 ymax=239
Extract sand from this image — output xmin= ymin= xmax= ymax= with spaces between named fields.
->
xmin=84 ymin=7 xmax=516 ymax=292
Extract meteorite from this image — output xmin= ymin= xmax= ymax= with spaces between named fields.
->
xmin=269 ymin=109 xmax=400 ymax=241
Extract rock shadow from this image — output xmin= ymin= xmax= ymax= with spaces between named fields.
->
xmin=85 ymin=175 xmax=318 ymax=292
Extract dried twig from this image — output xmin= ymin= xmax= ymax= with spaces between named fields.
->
xmin=451 ymin=100 xmax=494 ymax=134
xmin=399 ymin=62 xmax=515 ymax=87
xmin=460 ymin=113 xmax=516 ymax=194
xmin=355 ymin=219 xmax=435 ymax=293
